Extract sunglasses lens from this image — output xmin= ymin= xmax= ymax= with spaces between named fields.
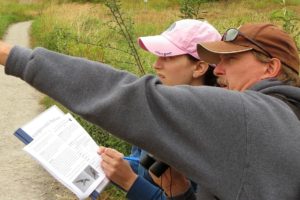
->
xmin=223 ymin=29 xmax=239 ymax=41
xmin=222 ymin=28 xmax=272 ymax=58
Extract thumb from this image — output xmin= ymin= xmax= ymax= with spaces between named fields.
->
xmin=97 ymin=146 xmax=106 ymax=155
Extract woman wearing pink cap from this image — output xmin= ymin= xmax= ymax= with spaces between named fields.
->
xmin=99 ymin=19 xmax=221 ymax=199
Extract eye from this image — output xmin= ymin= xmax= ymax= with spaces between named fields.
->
xmin=225 ymin=56 xmax=237 ymax=62
xmin=164 ymin=57 xmax=172 ymax=61
xmin=159 ymin=57 xmax=168 ymax=61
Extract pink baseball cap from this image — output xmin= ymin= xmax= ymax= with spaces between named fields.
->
xmin=138 ymin=19 xmax=221 ymax=59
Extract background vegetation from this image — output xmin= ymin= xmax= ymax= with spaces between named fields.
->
xmin=0 ymin=0 xmax=43 ymax=37
xmin=1 ymin=0 xmax=300 ymax=199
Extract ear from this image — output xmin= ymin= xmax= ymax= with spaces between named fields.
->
xmin=261 ymin=58 xmax=282 ymax=79
xmin=193 ymin=61 xmax=209 ymax=78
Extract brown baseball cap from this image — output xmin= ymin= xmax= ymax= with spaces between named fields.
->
xmin=197 ymin=23 xmax=300 ymax=74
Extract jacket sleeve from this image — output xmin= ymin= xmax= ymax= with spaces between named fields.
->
xmin=126 ymin=176 xmax=166 ymax=200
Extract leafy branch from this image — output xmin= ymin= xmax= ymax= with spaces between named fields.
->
xmin=103 ymin=0 xmax=145 ymax=75
xmin=179 ymin=0 xmax=211 ymax=19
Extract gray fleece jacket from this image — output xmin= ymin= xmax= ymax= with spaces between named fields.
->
xmin=5 ymin=46 xmax=300 ymax=200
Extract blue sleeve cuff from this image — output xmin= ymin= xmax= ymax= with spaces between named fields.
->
xmin=126 ymin=176 xmax=166 ymax=200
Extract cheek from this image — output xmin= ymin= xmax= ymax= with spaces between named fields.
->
xmin=165 ymin=65 xmax=182 ymax=77
xmin=227 ymin=65 xmax=264 ymax=89
xmin=226 ymin=63 xmax=252 ymax=79
xmin=224 ymin=67 xmax=246 ymax=86
xmin=239 ymin=66 xmax=265 ymax=81
xmin=175 ymin=67 xmax=193 ymax=79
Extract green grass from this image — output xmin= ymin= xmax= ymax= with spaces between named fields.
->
xmin=0 ymin=14 xmax=18 ymax=36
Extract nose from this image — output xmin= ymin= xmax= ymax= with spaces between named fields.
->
xmin=153 ymin=57 xmax=163 ymax=70
xmin=213 ymin=62 xmax=224 ymax=77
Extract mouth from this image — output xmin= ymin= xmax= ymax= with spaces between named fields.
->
xmin=157 ymin=73 xmax=165 ymax=79
xmin=217 ymin=78 xmax=228 ymax=89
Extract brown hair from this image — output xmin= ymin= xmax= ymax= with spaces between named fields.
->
xmin=253 ymin=51 xmax=300 ymax=87
xmin=186 ymin=54 xmax=217 ymax=86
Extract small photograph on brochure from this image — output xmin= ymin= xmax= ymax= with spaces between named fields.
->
xmin=73 ymin=165 xmax=99 ymax=192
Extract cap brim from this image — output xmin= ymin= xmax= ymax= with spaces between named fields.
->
xmin=197 ymin=41 xmax=253 ymax=64
xmin=138 ymin=35 xmax=186 ymax=57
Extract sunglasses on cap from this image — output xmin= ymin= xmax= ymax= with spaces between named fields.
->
xmin=222 ymin=28 xmax=273 ymax=58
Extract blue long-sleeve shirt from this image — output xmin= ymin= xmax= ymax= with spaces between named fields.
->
xmin=126 ymin=147 xmax=166 ymax=200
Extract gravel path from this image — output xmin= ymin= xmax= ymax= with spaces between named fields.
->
xmin=0 ymin=21 xmax=76 ymax=200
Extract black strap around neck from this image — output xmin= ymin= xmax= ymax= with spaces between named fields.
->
xmin=268 ymin=93 xmax=300 ymax=120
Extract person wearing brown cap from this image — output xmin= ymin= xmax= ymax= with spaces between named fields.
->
xmin=0 ymin=22 xmax=300 ymax=200
xmin=197 ymin=23 xmax=300 ymax=90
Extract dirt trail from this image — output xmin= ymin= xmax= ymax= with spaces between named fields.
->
xmin=0 ymin=21 xmax=76 ymax=200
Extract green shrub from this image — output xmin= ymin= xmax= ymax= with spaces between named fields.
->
xmin=179 ymin=0 xmax=218 ymax=19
